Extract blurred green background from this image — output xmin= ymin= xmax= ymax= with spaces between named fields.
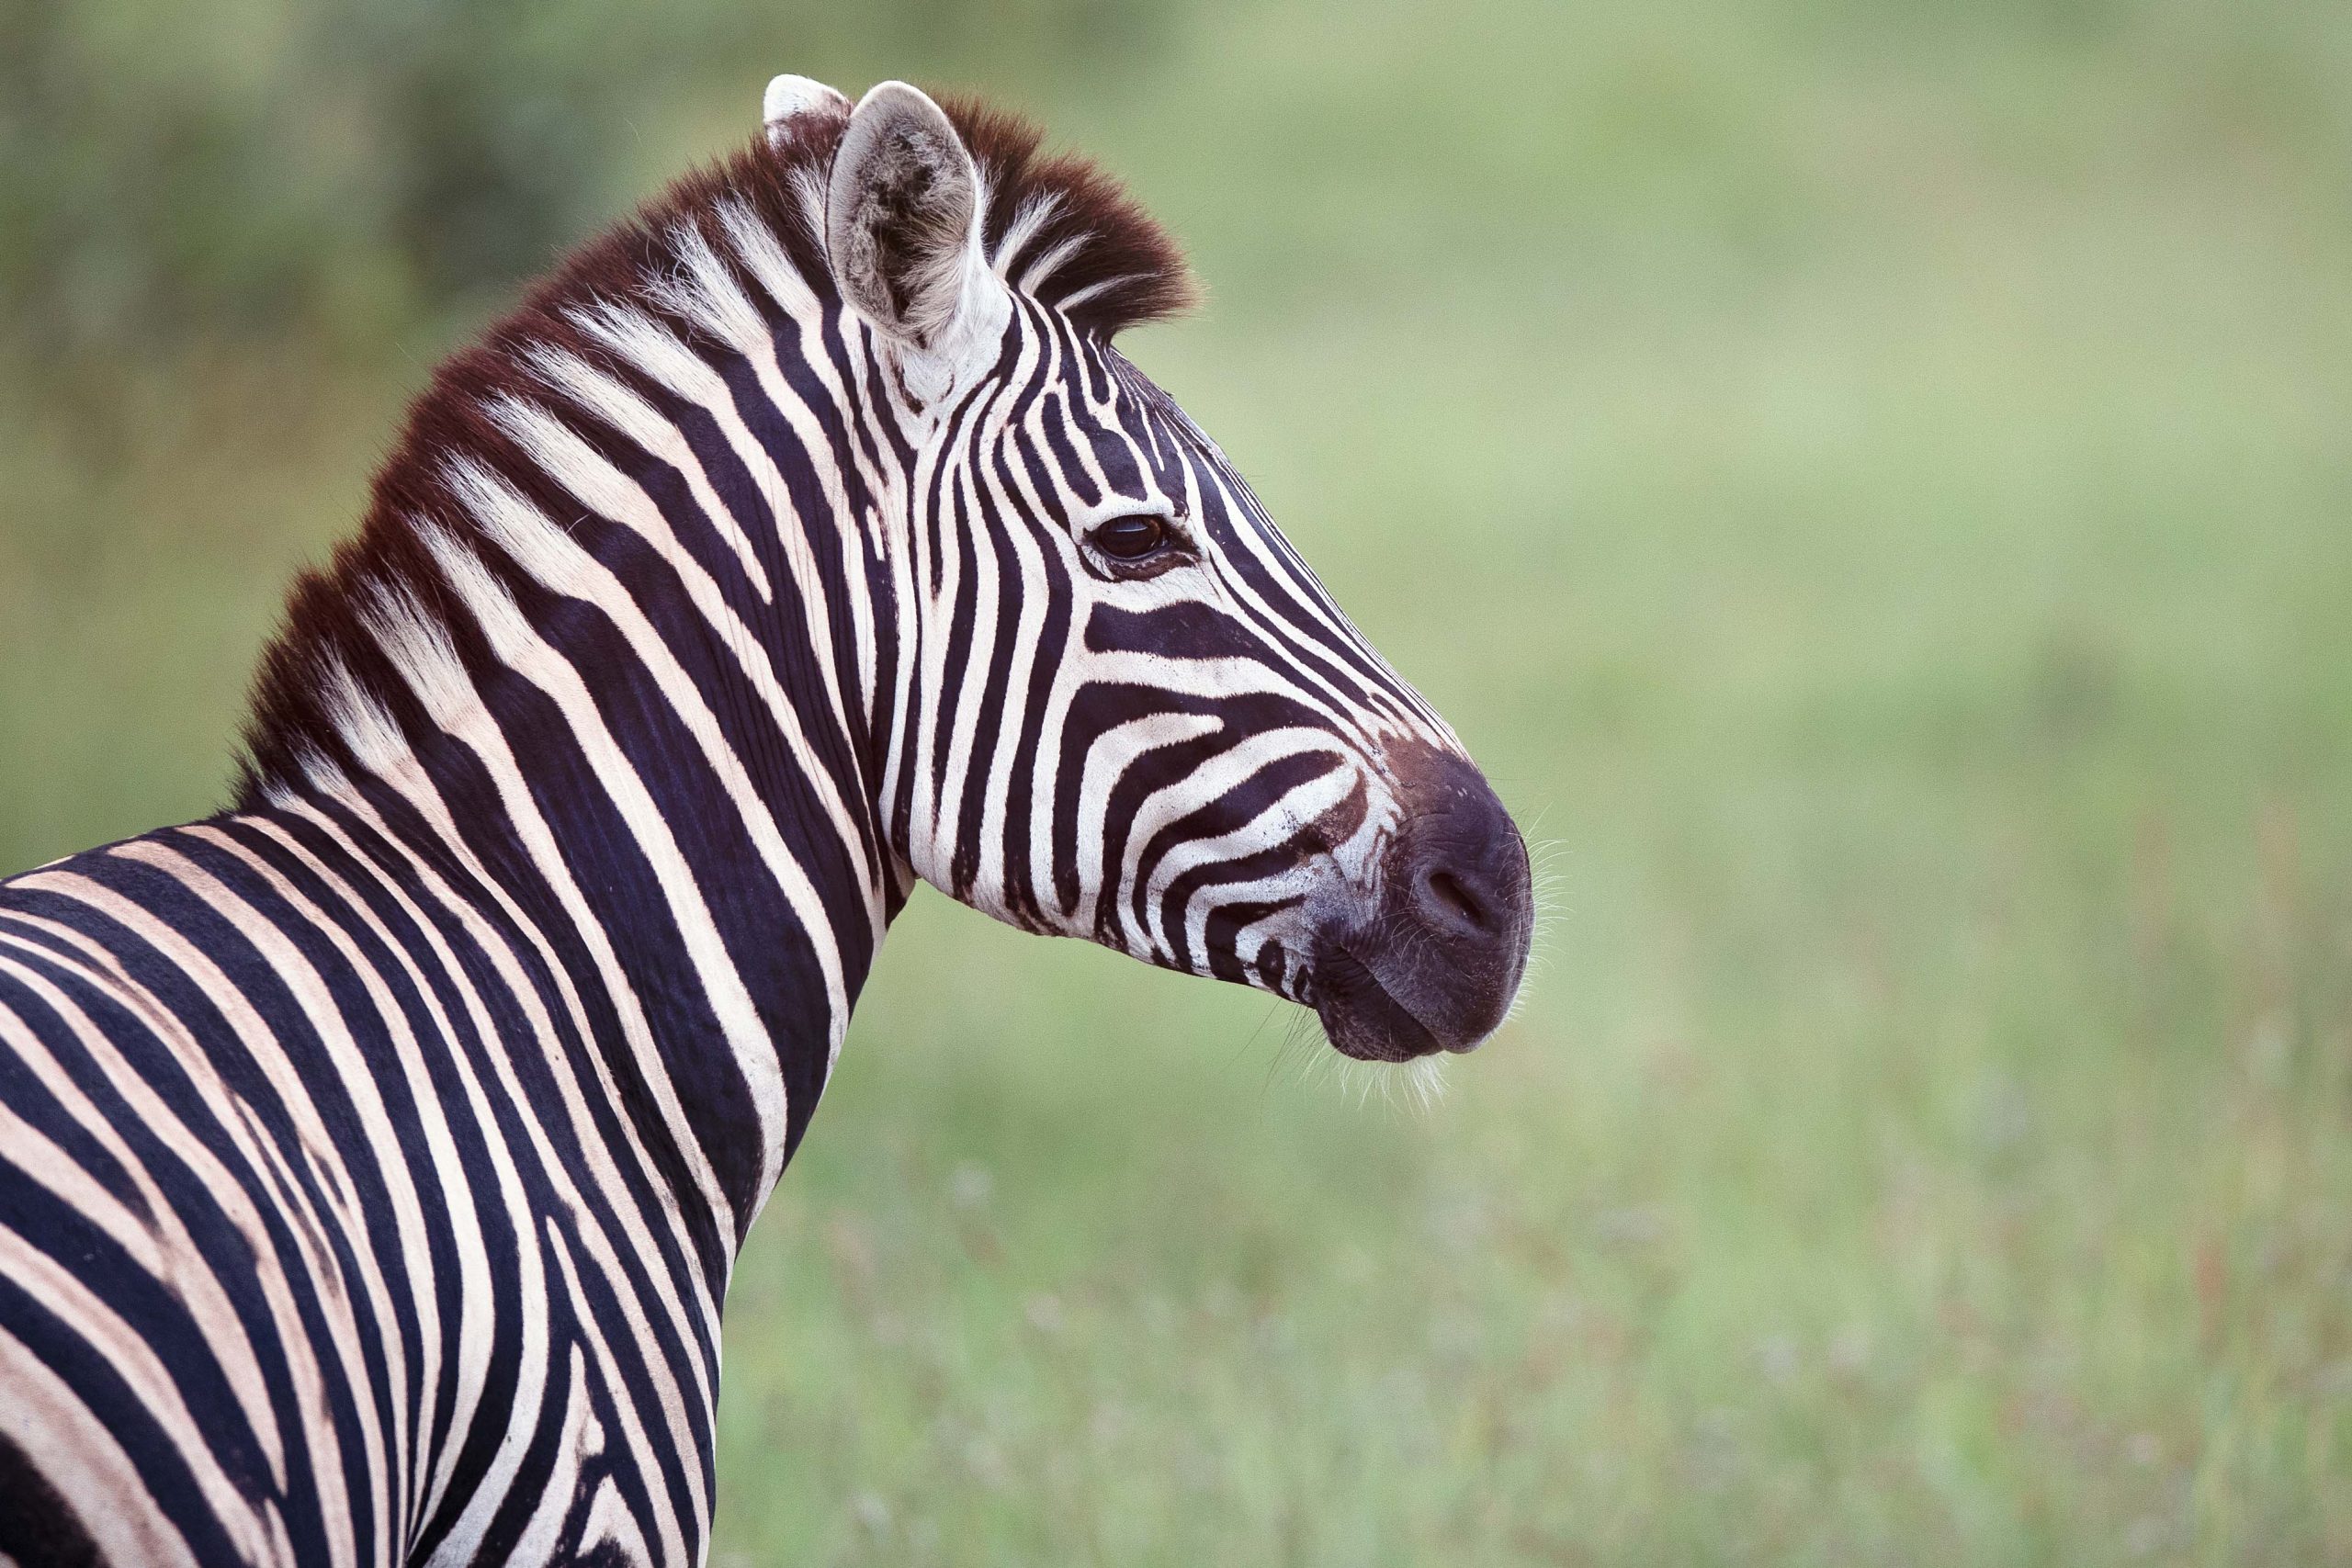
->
xmin=6 ymin=0 xmax=2352 ymax=1561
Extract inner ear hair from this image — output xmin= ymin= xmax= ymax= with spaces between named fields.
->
xmin=826 ymin=83 xmax=979 ymax=350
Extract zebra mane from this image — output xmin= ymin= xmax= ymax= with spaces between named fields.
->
xmin=943 ymin=96 xmax=1198 ymax=333
xmin=231 ymin=94 xmax=1192 ymax=805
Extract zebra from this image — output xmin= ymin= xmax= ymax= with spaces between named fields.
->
xmin=0 ymin=77 xmax=1532 ymax=1565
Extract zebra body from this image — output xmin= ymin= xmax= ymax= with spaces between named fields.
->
xmin=0 ymin=80 xmax=1532 ymax=1565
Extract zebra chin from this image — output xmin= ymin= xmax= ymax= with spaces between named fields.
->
xmin=1306 ymin=745 xmax=1533 ymax=1062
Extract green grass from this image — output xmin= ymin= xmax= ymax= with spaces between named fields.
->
xmin=6 ymin=0 xmax=2352 ymax=1561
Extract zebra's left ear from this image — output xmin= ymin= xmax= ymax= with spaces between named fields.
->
xmin=763 ymin=74 xmax=851 ymax=149
xmin=826 ymin=81 xmax=1010 ymax=405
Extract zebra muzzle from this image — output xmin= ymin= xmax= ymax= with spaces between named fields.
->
xmin=1312 ymin=746 xmax=1532 ymax=1061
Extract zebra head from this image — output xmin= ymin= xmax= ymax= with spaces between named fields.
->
xmin=811 ymin=82 xmax=1533 ymax=1061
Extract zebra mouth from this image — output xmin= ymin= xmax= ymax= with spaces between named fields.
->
xmin=1311 ymin=942 xmax=1447 ymax=1062
xmin=1305 ymin=743 xmax=1533 ymax=1064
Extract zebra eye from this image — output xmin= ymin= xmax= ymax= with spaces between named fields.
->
xmin=1088 ymin=514 xmax=1168 ymax=561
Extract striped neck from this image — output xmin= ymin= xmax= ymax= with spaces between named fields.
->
xmin=232 ymin=159 xmax=922 ymax=1257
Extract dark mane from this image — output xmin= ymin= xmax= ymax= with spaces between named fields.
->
xmin=945 ymin=96 xmax=1197 ymax=334
xmin=231 ymin=93 xmax=1193 ymax=806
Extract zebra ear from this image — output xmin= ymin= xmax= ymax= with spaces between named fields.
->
xmin=763 ymin=74 xmax=851 ymax=149
xmin=826 ymin=82 xmax=1006 ymax=397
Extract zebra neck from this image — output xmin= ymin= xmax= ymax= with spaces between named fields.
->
xmin=232 ymin=258 xmax=927 ymax=1250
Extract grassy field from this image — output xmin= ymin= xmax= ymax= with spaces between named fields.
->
xmin=6 ymin=0 xmax=2352 ymax=1562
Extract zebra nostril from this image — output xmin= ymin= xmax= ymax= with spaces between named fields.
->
xmin=1419 ymin=866 xmax=1492 ymax=937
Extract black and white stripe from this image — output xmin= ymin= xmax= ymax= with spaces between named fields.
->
xmin=0 ymin=78 xmax=1528 ymax=1565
